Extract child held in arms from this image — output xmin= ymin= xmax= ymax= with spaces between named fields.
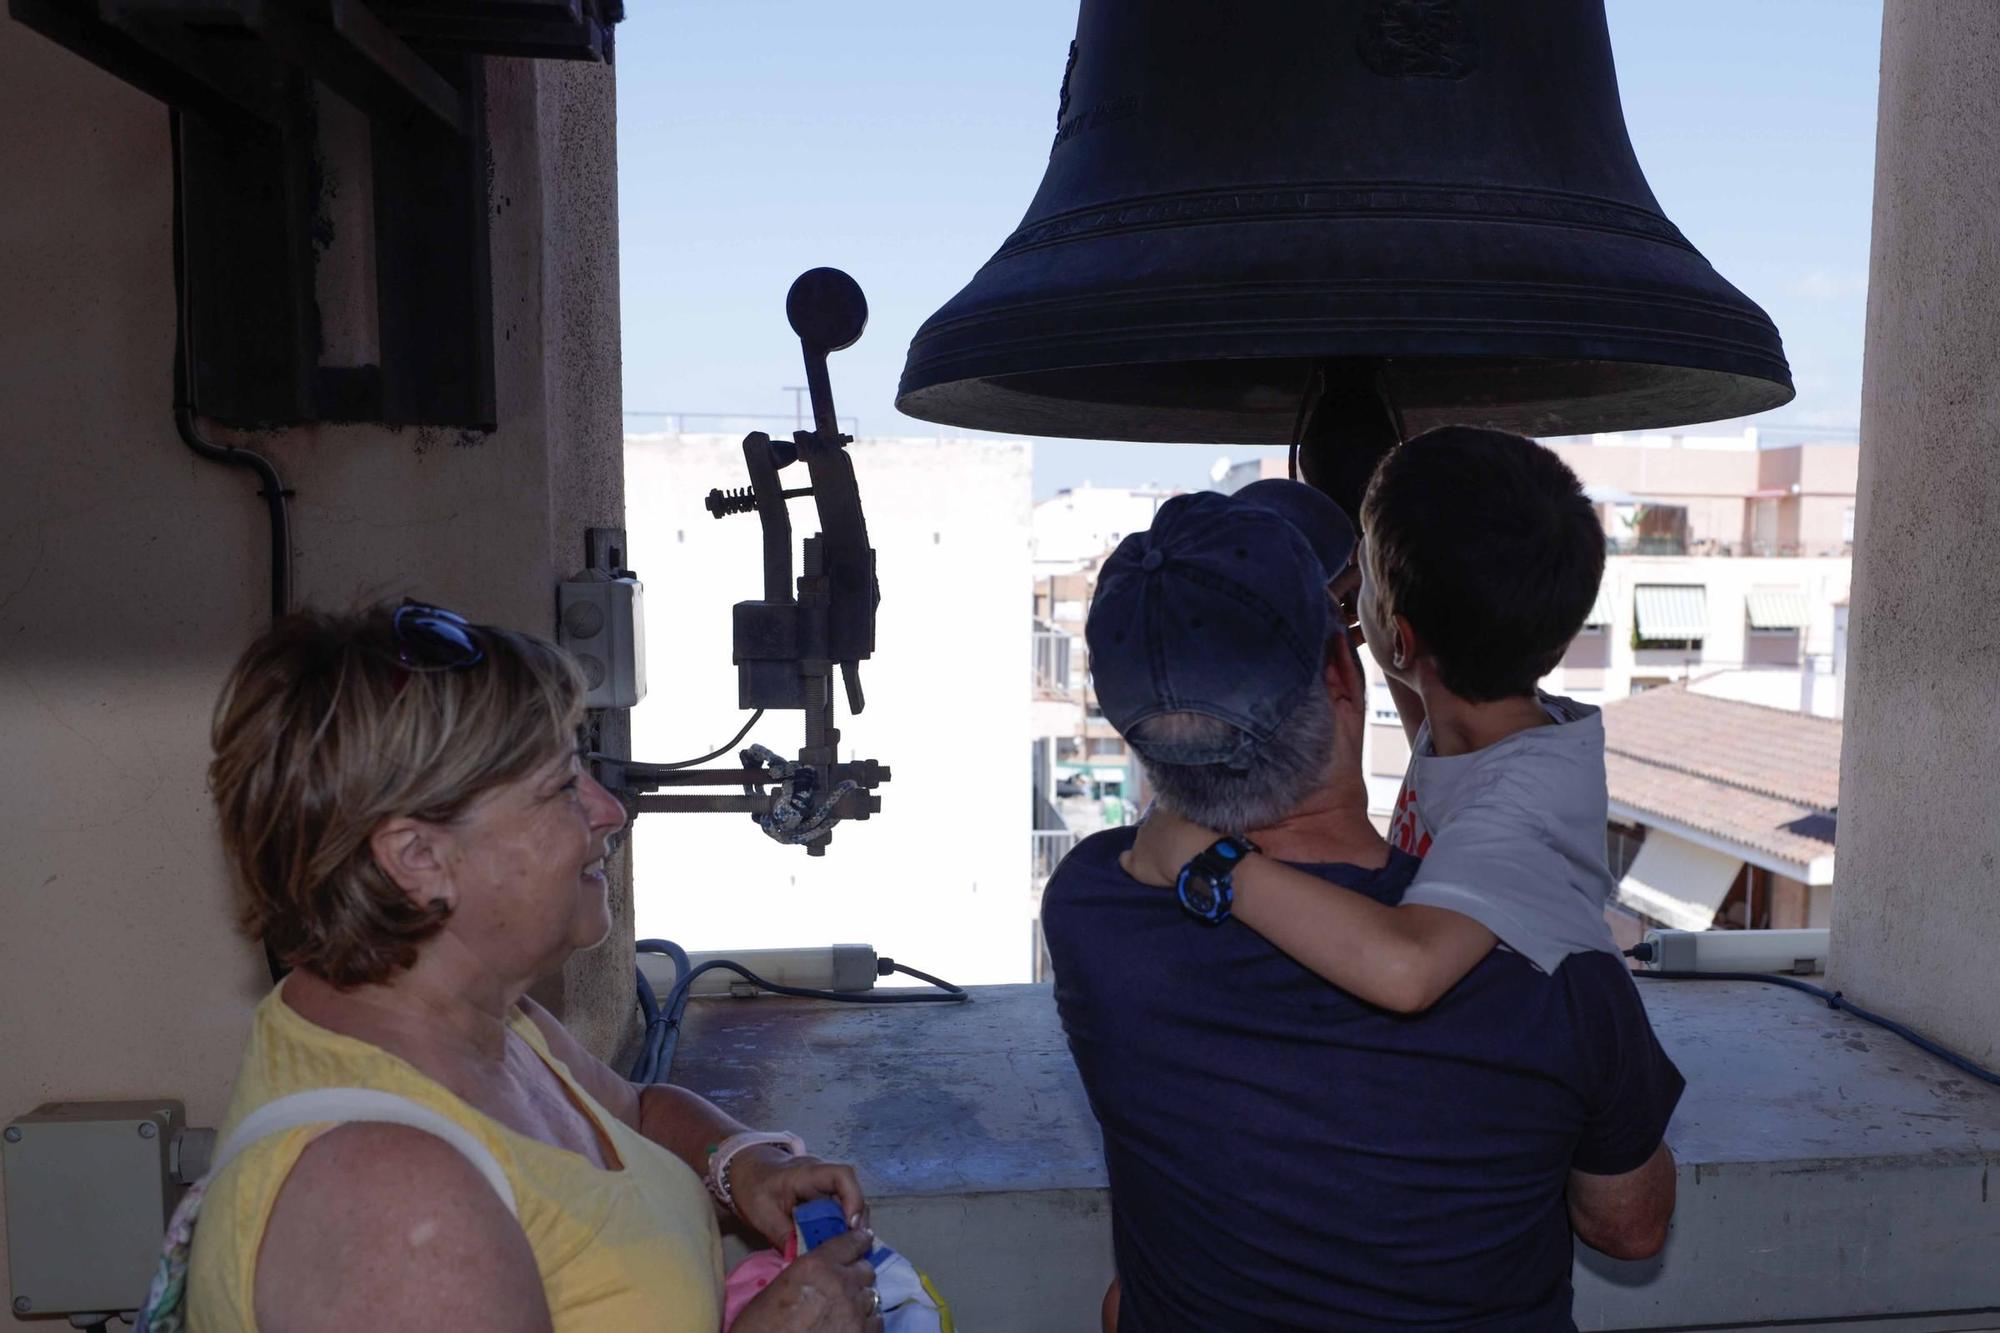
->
xmin=1125 ymin=426 xmax=1622 ymax=1012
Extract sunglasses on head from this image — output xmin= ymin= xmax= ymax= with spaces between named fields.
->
xmin=392 ymin=601 xmax=485 ymax=671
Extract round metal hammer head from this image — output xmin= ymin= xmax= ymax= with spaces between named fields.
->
xmin=787 ymin=268 xmax=869 ymax=353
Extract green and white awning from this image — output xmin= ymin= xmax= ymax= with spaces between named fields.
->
xmin=1633 ymin=585 xmax=1708 ymax=640
xmin=1745 ymin=590 xmax=1811 ymax=631
xmin=1583 ymin=582 xmax=1616 ymax=628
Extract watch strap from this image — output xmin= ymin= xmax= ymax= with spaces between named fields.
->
xmin=1190 ymin=834 xmax=1256 ymax=877
xmin=1177 ymin=835 xmax=1257 ymax=923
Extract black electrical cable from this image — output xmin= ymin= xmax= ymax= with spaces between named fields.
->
xmin=168 ymin=110 xmax=294 ymax=627
xmin=631 ymin=711 xmax=766 ymax=773
xmin=170 ymin=108 xmax=296 ymax=987
xmin=1630 ymin=967 xmax=2000 ymax=1090
xmin=628 ymin=940 xmax=965 ymax=1086
xmin=666 ymin=958 xmax=969 ymax=1012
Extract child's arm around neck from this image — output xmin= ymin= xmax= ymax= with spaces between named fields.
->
xmin=1233 ymin=662 xmax=1545 ymax=1009
xmin=1230 ymin=857 xmax=1496 ymax=1013
xmin=1125 ymin=807 xmax=1496 ymax=1015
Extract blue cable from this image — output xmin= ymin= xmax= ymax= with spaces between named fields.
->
xmin=629 ymin=940 xmax=965 ymax=1085
xmin=1632 ymin=968 xmax=2000 ymax=1090
xmin=632 ymin=939 xmax=690 ymax=1084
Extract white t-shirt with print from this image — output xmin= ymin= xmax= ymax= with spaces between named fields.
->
xmin=1387 ymin=692 xmax=1621 ymax=974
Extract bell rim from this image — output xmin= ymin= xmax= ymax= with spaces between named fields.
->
xmin=896 ymin=353 xmax=1795 ymax=444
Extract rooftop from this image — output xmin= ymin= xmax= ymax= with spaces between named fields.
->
xmin=1603 ymin=688 xmax=1840 ymax=866
xmin=674 ymin=981 xmax=2000 ymax=1331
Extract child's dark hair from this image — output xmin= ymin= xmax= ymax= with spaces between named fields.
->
xmin=1362 ymin=426 xmax=1604 ymax=702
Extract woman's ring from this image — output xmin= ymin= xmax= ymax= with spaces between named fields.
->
xmin=869 ymin=1287 xmax=882 ymax=1315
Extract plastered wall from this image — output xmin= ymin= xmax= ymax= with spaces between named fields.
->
xmin=0 ymin=24 xmax=627 ymax=1322
xmin=1834 ymin=2 xmax=2000 ymax=1061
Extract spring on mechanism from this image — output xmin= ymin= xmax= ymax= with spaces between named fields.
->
xmin=706 ymin=486 xmax=757 ymax=519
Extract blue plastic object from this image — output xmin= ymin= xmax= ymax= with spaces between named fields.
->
xmin=794 ymin=1197 xmax=849 ymax=1252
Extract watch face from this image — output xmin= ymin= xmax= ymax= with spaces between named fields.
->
xmin=1181 ymin=871 xmax=1220 ymax=918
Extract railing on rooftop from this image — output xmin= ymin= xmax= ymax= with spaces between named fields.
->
xmin=1033 ymin=622 xmax=1076 ymax=699
xmin=623 ymin=409 xmax=863 ymax=437
xmin=1606 ymin=536 xmax=1692 ymax=556
xmin=1033 ymin=829 xmax=1080 ymax=885
xmin=1605 ymin=537 xmax=1856 ymax=559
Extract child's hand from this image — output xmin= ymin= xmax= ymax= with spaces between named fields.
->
xmin=1121 ymin=805 xmax=1221 ymax=887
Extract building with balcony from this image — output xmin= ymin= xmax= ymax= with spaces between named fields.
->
xmin=1600 ymin=687 xmax=1840 ymax=946
xmin=1218 ymin=427 xmax=1861 ymax=561
xmin=1031 ymin=482 xmax=1180 ymax=576
xmin=1547 ymin=430 xmax=1860 ymax=558
xmin=1336 ymin=435 xmax=1859 ymax=837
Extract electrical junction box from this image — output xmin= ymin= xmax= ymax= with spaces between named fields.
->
xmin=559 ymin=574 xmax=646 ymax=709
xmin=2 ymin=1101 xmax=184 ymax=1318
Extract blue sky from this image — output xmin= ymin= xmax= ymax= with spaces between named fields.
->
xmin=615 ymin=1 xmax=1883 ymax=499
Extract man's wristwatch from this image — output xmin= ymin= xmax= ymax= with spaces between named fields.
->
xmin=1176 ymin=835 xmax=1258 ymax=924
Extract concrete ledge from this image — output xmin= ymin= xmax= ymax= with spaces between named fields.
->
xmin=674 ymin=981 xmax=2000 ymax=1333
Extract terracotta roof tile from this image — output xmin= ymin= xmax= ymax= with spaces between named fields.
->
xmin=1602 ymin=687 xmax=1842 ymax=810
xmin=1601 ymin=688 xmax=1840 ymax=869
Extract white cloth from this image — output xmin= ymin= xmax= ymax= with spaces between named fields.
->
xmin=1386 ymin=692 xmax=1621 ymax=974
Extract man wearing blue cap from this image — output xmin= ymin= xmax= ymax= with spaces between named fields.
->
xmin=1041 ymin=479 xmax=1682 ymax=1332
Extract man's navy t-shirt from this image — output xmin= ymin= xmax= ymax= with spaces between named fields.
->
xmin=1042 ymin=828 xmax=1684 ymax=1332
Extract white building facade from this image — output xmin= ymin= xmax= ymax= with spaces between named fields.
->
xmin=625 ymin=433 xmax=1036 ymax=984
xmin=1032 ymin=484 xmax=1178 ymax=577
xmin=1362 ymin=554 xmax=1852 ymax=822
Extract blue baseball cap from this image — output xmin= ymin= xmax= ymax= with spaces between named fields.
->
xmin=1086 ymin=481 xmax=1357 ymax=768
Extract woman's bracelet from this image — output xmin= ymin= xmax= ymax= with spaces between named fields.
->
xmin=705 ymin=1130 xmax=806 ymax=1210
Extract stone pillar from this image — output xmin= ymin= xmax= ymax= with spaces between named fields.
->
xmin=1833 ymin=3 xmax=2000 ymax=1060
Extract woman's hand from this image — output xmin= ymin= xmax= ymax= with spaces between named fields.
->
xmin=729 ymin=1147 xmax=869 ymax=1250
xmin=1121 ymin=804 xmax=1220 ymax=887
xmin=731 ymin=1228 xmax=883 ymax=1333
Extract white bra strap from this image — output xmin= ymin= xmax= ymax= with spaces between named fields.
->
xmin=210 ymin=1087 xmax=518 ymax=1217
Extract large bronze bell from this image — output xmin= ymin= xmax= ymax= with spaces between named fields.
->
xmin=897 ymin=0 xmax=1793 ymax=471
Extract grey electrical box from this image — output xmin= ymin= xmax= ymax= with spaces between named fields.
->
xmin=559 ymin=573 xmax=647 ymax=709
xmin=2 ymin=1101 xmax=183 ymax=1317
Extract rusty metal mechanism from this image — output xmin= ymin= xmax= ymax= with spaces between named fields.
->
xmin=606 ymin=269 xmax=890 ymax=856
xmin=898 ymin=0 xmax=1794 ymax=472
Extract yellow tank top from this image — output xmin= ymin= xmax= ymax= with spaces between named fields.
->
xmin=186 ymin=983 xmax=724 ymax=1331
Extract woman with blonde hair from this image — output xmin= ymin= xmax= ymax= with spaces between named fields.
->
xmin=184 ymin=601 xmax=883 ymax=1332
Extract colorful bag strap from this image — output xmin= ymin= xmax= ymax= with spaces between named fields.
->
xmin=134 ymin=1088 xmax=517 ymax=1333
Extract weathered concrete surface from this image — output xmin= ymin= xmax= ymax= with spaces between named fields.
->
xmin=677 ymin=986 xmax=1112 ymax=1329
xmin=676 ymin=982 xmax=2000 ymax=1333
xmin=0 ymin=27 xmax=627 ymax=1324
xmin=1834 ymin=3 xmax=2000 ymax=1064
